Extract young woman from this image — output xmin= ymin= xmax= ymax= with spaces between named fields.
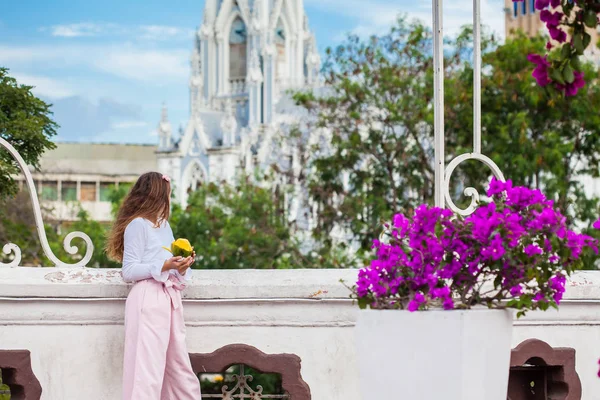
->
xmin=106 ymin=172 xmax=202 ymax=400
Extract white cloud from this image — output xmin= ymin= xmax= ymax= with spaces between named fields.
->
xmin=94 ymin=48 xmax=189 ymax=82
xmin=49 ymin=96 xmax=147 ymax=143
xmin=11 ymin=73 xmax=75 ymax=99
xmin=42 ymin=23 xmax=194 ymax=41
xmin=138 ymin=25 xmax=195 ymax=41
xmin=112 ymin=120 xmax=148 ymax=129
xmin=47 ymin=23 xmax=111 ymax=37
xmin=0 ymin=44 xmax=189 ymax=84
xmin=308 ymin=0 xmax=506 ymax=41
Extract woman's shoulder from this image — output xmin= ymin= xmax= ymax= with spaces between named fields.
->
xmin=125 ymin=217 xmax=170 ymax=232
xmin=125 ymin=217 xmax=151 ymax=233
xmin=161 ymin=219 xmax=172 ymax=229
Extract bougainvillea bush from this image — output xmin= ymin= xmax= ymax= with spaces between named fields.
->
xmin=513 ymin=0 xmax=599 ymax=96
xmin=350 ymin=178 xmax=599 ymax=316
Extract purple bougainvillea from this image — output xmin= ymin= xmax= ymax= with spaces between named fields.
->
xmin=513 ymin=0 xmax=600 ymax=97
xmin=351 ymin=178 xmax=599 ymax=315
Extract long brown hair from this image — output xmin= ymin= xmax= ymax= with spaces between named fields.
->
xmin=106 ymin=172 xmax=171 ymax=262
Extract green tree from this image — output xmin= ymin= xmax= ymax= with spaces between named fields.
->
xmin=0 ymin=68 xmax=57 ymax=199
xmin=292 ymin=20 xmax=600 ymax=268
xmin=0 ymin=189 xmax=116 ymax=267
xmin=477 ymin=32 xmax=600 ymax=268
xmin=447 ymin=31 xmax=600 ymax=270
xmin=480 ymin=32 xmax=600 ymax=223
xmin=292 ymin=17 xmax=469 ymax=252
xmin=50 ymin=210 xmax=119 ymax=268
xmin=107 ymin=183 xmax=133 ymax=217
xmin=170 ymin=176 xmax=310 ymax=269
xmin=0 ymin=190 xmax=54 ymax=266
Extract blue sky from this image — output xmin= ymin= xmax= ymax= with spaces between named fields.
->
xmin=0 ymin=0 xmax=505 ymax=144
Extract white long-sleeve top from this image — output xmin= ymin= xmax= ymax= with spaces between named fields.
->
xmin=121 ymin=217 xmax=191 ymax=283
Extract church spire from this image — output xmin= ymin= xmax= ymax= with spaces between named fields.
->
xmin=158 ymin=103 xmax=173 ymax=151
xmin=190 ymin=37 xmax=204 ymax=114
xmin=161 ymin=103 xmax=168 ymax=123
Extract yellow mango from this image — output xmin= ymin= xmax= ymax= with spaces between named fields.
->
xmin=162 ymin=238 xmax=194 ymax=257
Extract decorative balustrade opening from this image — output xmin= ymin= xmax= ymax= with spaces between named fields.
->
xmin=508 ymin=339 xmax=581 ymax=400
xmin=0 ymin=350 xmax=41 ymax=400
xmin=0 ymin=370 xmax=11 ymax=400
xmin=199 ymin=364 xmax=288 ymax=399
xmin=508 ymin=364 xmax=565 ymax=400
xmin=190 ymin=344 xmax=311 ymax=400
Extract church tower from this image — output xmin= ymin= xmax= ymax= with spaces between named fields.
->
xmin=196 ymin=0 xmax=320 ymax=123
xmin=157 ymin=0 xmax=320 ymax=206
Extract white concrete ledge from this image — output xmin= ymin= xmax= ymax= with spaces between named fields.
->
xmin=0 ymin=267 xmax=359 ymax=299
xmin=0 ymin=267 xmax=599 ymax=300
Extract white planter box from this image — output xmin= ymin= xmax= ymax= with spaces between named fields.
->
xmin=355 ymin=309 xmax=513 ymax=400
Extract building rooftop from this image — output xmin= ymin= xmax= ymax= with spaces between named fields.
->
xmin=36 ymin=142 xmax=158 ymax=176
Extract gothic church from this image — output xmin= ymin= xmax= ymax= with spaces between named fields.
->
xmin=156 ymin=0 xmax=321 ymax=208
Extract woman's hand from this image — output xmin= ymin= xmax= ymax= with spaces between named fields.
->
xmin=161 ymin=256 xmax=187 ymax=273
xmin=178 ymin=252 xmax=196 ymax=275
xmin=161 ymin=252 xmax=196 ymax=275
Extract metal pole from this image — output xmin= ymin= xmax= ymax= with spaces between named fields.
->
xmin=440 ymin=0 xmax=507 ymax=216
xmin=433 ymin=0 xmax=445 ymax=208
xmin=473 ymin=0 xmax=482 ymax=154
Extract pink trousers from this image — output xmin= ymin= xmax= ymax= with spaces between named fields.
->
xmin=122 ymin=277 xmax=201 ymax=400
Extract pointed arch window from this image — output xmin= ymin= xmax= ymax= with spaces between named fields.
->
xmin=229 ymin=17 xmax=247 ymax=80
xmin=185 ymin=163 xmax=205 ymax=194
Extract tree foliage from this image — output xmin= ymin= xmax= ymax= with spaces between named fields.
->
xmin=170 ymin=176 xmax=310 ymax=269
xmin=510 ymin=0 xmax=599 ymax=96
xmin=480 ymin=32 xmax=600 ymax=223
xmin=292 ymin=18 xmax=486 ymax=251
xmin=293 ymin=19 xmax=600 ymax=268
xmin=478 ymin=32 xmax=600 ymax=268
xmin=0 ymin=68 xmax=57 ymax=199
xmin=0 ymin=189 xmax=117 ymax=267
xmin=293 ymin=18 xmax=437 ymax=251
xmin=0 ymin=190 xmax=52 ymax=266
xmin=2 ymin=20 xmax=599 ymax=270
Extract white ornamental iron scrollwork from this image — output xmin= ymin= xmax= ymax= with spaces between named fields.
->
xmin=432 ymin=0 xmax=506 ymax=216
xmin=0 ymin=137 xmax=94 ymax=267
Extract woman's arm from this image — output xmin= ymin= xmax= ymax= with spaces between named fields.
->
xmin=122 ymin=219 xmax=169 ymax=283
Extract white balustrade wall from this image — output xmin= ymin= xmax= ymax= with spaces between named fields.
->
xmin=0 ymin=268 xmax=599 ymax=399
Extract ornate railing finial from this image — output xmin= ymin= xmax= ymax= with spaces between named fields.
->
xmin=432 ymin=0 xmax=505 ymax=216
xmin=0 ymin=137 xmax=94 ymax=267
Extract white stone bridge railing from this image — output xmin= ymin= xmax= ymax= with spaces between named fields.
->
xmin=1 ymin=267 xmax=600 ymax=399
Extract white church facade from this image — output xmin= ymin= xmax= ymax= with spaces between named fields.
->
xmin=156 ymin=0 xmax=321 ymax=207
xmin=25 ymin=0 xmax=323 ymax=225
